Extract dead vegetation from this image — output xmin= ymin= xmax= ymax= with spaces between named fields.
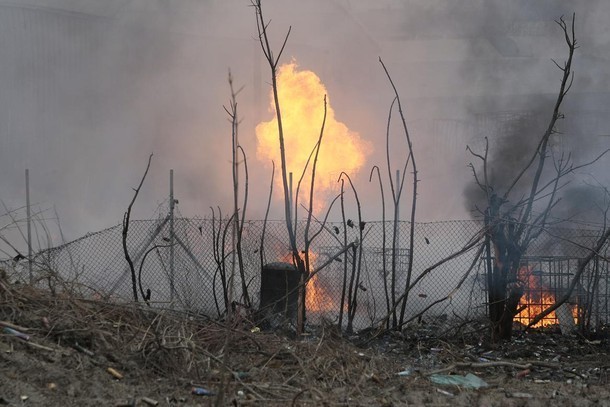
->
xmin=2 ymin=271 xmax=610 ymax=406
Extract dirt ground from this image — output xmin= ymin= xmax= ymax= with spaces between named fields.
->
xmin=2 ymin=279 xmax=610 ymax=406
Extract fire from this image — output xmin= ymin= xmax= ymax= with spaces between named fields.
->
xmin=515 ymin=266 xmax=578 ymax=328
xmin=305 ymin=273 xmax=335 ymax=313
xmin=279 ymin=251 xmax=336 ymax=313
xmin=256 ymin=60 xmax=370 ymax=211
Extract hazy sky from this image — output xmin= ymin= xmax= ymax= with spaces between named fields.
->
xmin=1 ymin=0 xmax=609 ymax=251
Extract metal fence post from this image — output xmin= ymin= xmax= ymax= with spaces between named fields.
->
xmin=170 ymin=169 xmax=175 ymax=306
xmin=26 ymin=169 xmax=33 ymax=284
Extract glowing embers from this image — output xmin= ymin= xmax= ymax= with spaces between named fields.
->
xmin=514 ymin=266 xmax=578 ymax=329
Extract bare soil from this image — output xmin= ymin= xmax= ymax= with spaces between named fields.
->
xmin=1 ymin=279 xmax=610 ymax=406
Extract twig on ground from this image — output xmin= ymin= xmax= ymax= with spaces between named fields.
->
xmin=425 ymin=360 xmax=562 ymax=376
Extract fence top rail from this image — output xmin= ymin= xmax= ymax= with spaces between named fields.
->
xmin=6 ymin=217 xmax=608 ymax=263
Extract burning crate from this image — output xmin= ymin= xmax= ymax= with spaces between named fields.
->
xmin=485 ymin=256 xmax=583 ymax=332
xmin=514 ymin=264 xmax=578 ymax=332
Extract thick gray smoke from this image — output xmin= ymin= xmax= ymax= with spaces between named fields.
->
xmin=1 ymin=0 xmax=609 ymax=254
xmin=454 ymin=1 xmax=610 ymax=223
xmin=462 ymin=97 xmax=554 ymax=213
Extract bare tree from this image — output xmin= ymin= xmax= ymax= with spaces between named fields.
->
xmin=253 ymin=0 xmax=331 ymax=334
xmin=224 ymin=71 xmax=250 ymax=312
xmin=252 ymin=1 xmax=305 ymax=315
xmin=468 ymin=15 xmax=609 ymax=340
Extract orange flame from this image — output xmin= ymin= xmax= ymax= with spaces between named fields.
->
xmin=256 ymin=60 xmax=370 ymax=211
xmin=279 ymin=251 xmax=336 ymax=313
xmin=305 ymin=272 xmax=336 ymax=313
xmin=515 ymin=266 xmax=578 ymax=328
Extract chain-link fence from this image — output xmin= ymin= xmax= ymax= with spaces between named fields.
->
xmin=15 ymin=216 xmax=610 ymax=332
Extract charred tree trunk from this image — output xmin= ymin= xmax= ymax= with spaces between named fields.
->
xmin=487 ymin=196 xmax=524 ymax=341
xmin=489 ymin=256 xmax=523 ymax=341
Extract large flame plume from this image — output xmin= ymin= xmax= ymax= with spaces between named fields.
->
xmin=256 ymin=61 xmax=369 ymax=211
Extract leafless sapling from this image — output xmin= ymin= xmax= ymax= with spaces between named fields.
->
xmin=224 ymin=70 xmax=251 ymax=312
xmin=122 ymin=153 xmax=153 ymax=302
xmin=379 ymin=58 xmax=419 ymax=329
xmin=369 ymin=165 xmax=390 ymax=327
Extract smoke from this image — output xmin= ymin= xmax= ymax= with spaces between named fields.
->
xmin=454 ymin=0 xmax=610 ymax=222
xmin=463 ymin=92 xmax=610 ymax=224
xmin=0 ymin=0 xmax=609 ymax=254
xmin=462 ymin=97 xmax=555 ymax=213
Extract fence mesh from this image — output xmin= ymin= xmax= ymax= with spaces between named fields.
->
xmin=14 ymin=216 xmax=610 ymax=332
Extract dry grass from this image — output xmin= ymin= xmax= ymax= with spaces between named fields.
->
xmin=0 ymin=273 xmax=407 ymax=406
xmin=3 ymin=271 xmax=610 ymax=406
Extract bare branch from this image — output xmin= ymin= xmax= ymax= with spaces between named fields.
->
xmin=259 ymin=161 xmax=275 ymax=270
xmin=379 ymin=58 xmax=419 ymax=327
xmin=304 ymin=95 xmax=328 ymax=250
xmin=122 ymin=153 xmax=153 ymax=302
xmin=384 ymin=97 xmax=397 ymax=203
xmin=513 ymin=13 xmax=577 ymax=240
xmin=274 ymin=26 xmax=292 ymax=69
